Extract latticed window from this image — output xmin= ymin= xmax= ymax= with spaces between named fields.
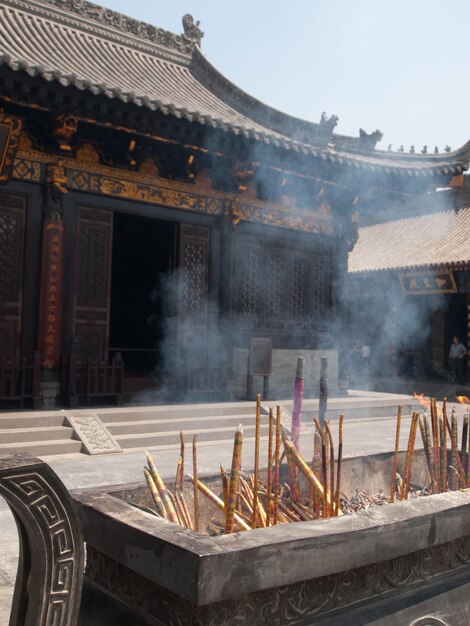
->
xmin=236 ymin=238 xmax=330 ymax=326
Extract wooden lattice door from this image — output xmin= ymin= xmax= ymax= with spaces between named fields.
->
xmin=177 ymin=224 xmax=211 ymax=395
xmin=0 ymin=193 xmax=26 ymax=360
xmin=72 ymin=207 xmax=113 ymax=360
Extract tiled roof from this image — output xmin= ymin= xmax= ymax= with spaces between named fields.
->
xmin=0 ymin=0 xmax=469 ymax=175
xmin=348 ymin=206 xmax=470 ymax=273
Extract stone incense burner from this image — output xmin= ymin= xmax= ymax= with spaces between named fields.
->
xmin=73 ymin=452 xmax=470 ymax=626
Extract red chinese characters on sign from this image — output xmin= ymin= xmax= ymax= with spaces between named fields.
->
xmin=38 ymin=221 xmax=64 ymax=368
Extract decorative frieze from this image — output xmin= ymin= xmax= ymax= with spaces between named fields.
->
xmin=12 ymin=149 xmax=337 ymax=235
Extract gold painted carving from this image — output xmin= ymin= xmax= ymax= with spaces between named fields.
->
xmin=12 ymin=158 xmax=41 ymax=182
xmin=46 ymin=161 xmax=68 ymax=196
xmin=76 ymin=143 xmax=100 ymax=164
xmin=0 ymin=113 xmax=24 ymax=183
xmin=12 ymin=148 xmax=336 ymax=235
xmin=138 ymin=157 xmax=159 ymax=177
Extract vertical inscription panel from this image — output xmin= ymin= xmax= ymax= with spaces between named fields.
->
xmin=72 ymin=208 xmax=113 ymax=359
xmin=0 ymin=193 xmax=26 ymax=359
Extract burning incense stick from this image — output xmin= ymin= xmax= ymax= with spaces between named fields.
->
xmin=390 ymin=406 xmax=401 ymax=502
xmin=443 ymin=409 xmax=465 ymax=487
xmin=282 ymin=438 xmax=338 ymax=513
xmin=266 ymin=408 xmax=274 ymax=526
xmin=144 ymin=467 xmax=166 ymax=518
xmin=324 ymin=419 xmax=335 ymax=516
xmin=403 ymin=412 xmax=419 ymax=499
xmin=284 ymin=432 xmax=302 ymax=503
xmin=179 ymin=431 xmax=185 ymax=492
xmin=226 ymin=424 xmax=243 ymax=534
xmin=419 ymin=415 xmax=434 ymax=491
xmin=220 ymin=464 xmax=229 ymax=517
xmin=145 ymin=450 xmax=178 ymax=523
xmin=431 ymin=399 xmax=441 ymax=493
xmin=439 ymin=417 xmax=447 ymax=492
xmin=273 ymin=405 xmax=281 ymax=525
xmin=189 ymin=475 xmax=250 ymax=531
xmin=461 ymin=413 xmax=468 ymax=477
xmin=312 ymin=430 xmax=321 ymax=516
xmin=252 ymin=394 xmax=261 ymax=529
xmin=291 ymin=357 xmax=304 ymax=451
xmin=314 ymin=417 xmax=329 ymax=517
xmin=335 ymin=414 xmax=344 ymax=515
xmin=192 ymin=434 xmax=199 ymax=532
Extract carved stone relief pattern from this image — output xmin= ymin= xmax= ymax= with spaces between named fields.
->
xmin=67 ymin=415 xmax=121 ymax=453
xmin=78 ymin=226 xmax=106 ymax=308
xmin=85 ymin=536 xmax=470 ymax=626
xmin=0 ymin=470 xmax=83 ymax=625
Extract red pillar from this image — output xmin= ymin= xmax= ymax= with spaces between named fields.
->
xmin=37 ymin=216 xmax=64 ymax=368
xmin=37 ymin=162 xmax=67 ymax=370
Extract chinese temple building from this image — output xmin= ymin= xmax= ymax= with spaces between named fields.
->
xmin=348 ymin=177 xmax=470 ymax=385
xmin=0 ymin=0 xmax=469 ymax=406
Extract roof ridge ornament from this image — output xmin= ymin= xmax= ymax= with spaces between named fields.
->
xmin=27 ymin=0 xmax=197 ymax=54
xmin=182 ymin=14 xmax=204 ymax=47
xmin=318 ymin=112 xmax=338 ymax=139
xmin=359 ymin=128 xmax=383 ymax=151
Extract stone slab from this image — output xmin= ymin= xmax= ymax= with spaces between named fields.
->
xmin=65 ymin=414 xmax=122 ymax=455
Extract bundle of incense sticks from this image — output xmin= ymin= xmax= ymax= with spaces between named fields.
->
xmin=391 ymin=396 xmax=470 ymax=499
xmin=143 ymin=395 xmax=345 ymax=535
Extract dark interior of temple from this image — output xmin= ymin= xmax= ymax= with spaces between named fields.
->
xmin=109 ymin=212 xmax=177 ymax=384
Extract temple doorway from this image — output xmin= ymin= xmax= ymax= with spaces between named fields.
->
xmin=109 ymin=212 xmax=177 ymax=393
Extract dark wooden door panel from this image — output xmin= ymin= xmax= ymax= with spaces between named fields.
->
xmin=72 ymin=207 xmax=113 ymax=359
xmin=0 ymin=193 xmax=26 ymax=359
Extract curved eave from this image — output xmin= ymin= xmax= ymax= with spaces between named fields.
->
xmin=3 ymin=51 xmax=464 ymax=177
xmin=0 ymin=0 xmax=467 ymax=177
xmin=349 ymin=260 xmax=470 ymax=276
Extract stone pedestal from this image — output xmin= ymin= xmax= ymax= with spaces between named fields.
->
xmin=39 ymin=381 xmax=60 ymax=409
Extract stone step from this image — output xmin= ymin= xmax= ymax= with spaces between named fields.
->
xmin=0 ymin=425 xmax=75 ymax=444
xmin=115 ymin=423 xmax=270 ymax=450
xmin=107 ymin=413 xmax=257 ymax=436
xmin=0 ymin=439 xmax=82 ymax=457
xmin=97 ymin=403 xmax=258 ymax=424
xmin=0 ymin=413 xmax=65 ymax=429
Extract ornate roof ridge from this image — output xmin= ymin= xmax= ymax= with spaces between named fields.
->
xmin=2 ymin=0 xmax=199 ymax=57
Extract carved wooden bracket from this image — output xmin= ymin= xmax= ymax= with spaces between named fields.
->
xmin=0 ymin=113 xmax=23 ymax=183
xmin=0 ymin=453 xmax=84 ymax=626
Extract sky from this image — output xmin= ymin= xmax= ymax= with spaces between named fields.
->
xmin=99 ymin=0 xmax=469 ymax=152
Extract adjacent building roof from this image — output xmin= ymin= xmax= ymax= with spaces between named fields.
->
xmin=0 ymin=0 xmax=469 ymax=175
xmin=348 ymin=205 xmax=470 ymax=273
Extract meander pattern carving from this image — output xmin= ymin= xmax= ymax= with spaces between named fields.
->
xmin=0 ymin=470 xmax=82 ymax=625
xmin=85 ymin=536 xmax=470 ymax=626
xmin=0 ymin=213 xmax=19 ymax=301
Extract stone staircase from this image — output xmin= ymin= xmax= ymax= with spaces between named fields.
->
xmin=0 ymin=393 xmax=420 ymax=457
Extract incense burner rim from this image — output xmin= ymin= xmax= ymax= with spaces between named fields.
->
xmin=72 ymin=484 xmax=470 ymax=605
